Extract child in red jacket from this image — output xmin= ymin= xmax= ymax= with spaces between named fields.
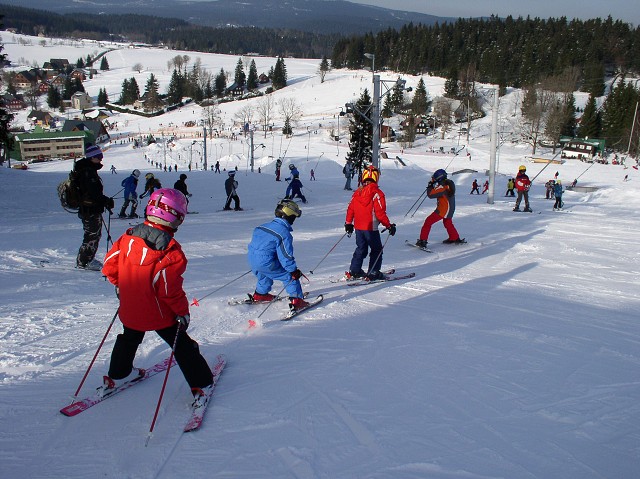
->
xmin=100 ymin=188 xmax=213 ymax=406
xmin=344 ymin=166 xmax=396 ymax=281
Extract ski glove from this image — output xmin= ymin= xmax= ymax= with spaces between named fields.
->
xmin=345 ymin=223 xmax=354 ymax=236
xmin=388 ymin=223 xmax=397 ymax=236
xmin=176 ymin=314 xmax=190 ymax=329
xmin=291 ymin=269 xmax=302 ymax=280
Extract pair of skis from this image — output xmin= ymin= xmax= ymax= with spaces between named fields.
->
xmin=228 ymin=292 xmax=324 ymax=320
xmin=330 ymin=268 xmax=416 ymax=286
xmin=60 ymin=354 xmax=226 ymax=433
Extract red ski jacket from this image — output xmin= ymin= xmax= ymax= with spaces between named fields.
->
xmin=345 ymin=182 xmax=392 ymax=231
xmin=102 ymin=225 xmax=189 ymax=332
xmin=515 ymin=172 xmax=531 ymax=191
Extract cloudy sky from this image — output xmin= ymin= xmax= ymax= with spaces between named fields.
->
xmin=351 ymin=0 xmax=639 ymax=26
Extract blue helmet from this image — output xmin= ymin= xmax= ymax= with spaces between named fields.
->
xmin=433 ymin=169 xmax=447 ymax=182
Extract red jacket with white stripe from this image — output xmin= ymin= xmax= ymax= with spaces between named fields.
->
xmin=345 ymin=181 xmax=391 ymax=231
xmin=102 ymin=222 xmax=189 ymax=331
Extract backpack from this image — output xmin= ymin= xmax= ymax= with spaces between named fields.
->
xmin=57 ymin=168 xmax=81 ymax=212
xmin=342 ymin=165 xmax=347 ymax=174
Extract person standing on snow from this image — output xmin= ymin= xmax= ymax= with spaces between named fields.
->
xmin=223 ymin=170 xmax=241 ymax=210
xmin=74 ymin=145 xmax=114 ymax=270
xmin=100 ymin=188 xmax=214 ymax=406
xmin=284 ymin=164 xmax=299 ymax=198
xmin=247 ymin=199 xmax=309 ymax=312
xmin=343 ymin=161 xmax=354 ymax=190
xmin=470 ymin=179 xmax=480 ymax=194
xmin=481 ymin=180 xmax=489 ymax=194
xmin=553 ymin=180 xmax=564 ymax=210
xmin=505 ymin=178 xmax=515 ymax=197
xmin=174 ymin=174 xmax=192 ymax=202
xmin=415 ymin=169 xmax=463 ymax=248
xmin=118 ymin=169 xmax=140 ymax=218
xmin=275 ymin=158 xmax=282 ymax=181
xmin=344 ymin=166 xmax=396 ymax=281
xmin=513 ymin=165 xmax=532 ymax=212
xmin=139 ymin=173 xmax=161 ymax=199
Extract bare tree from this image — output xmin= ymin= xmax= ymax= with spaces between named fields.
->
xmin=132 ymin=63 xmax=143 ymax=73
xmin=256 ymin=95 xmax=275 ymax=138
xmin=519 ymin=84 xmax=555 ymax=154
xmin=24 ymin=87 xmax=40 ymax=110
xmin=432 ymin=97 xmax=453 ymax=139
xmin=278 ymin=97 xmax=303 ymax=136
xmin=201 ymin=104 xmax=221 ymax=138
xmin=234 ymin=104 xmax=255 ymax=131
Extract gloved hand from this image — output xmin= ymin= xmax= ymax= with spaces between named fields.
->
xmin=345 ymin=223 xmax=354 ymax=236
xmin=285 ymin=178 xmax=290 ymax=182
xmin=291 ymin=269 xmax=302 ymax=280
xmin=388 ymin=223 xmax=397 ymax=236
xmin=176 ymin=314 xmax=190 ymax=329
xmin=139 ymin=194 xmax=144 ymax=199
xmin=188 ymin=193 xmax=193 ymax=197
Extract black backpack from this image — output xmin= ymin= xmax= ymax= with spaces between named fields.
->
xmin=57 ymin=166 xmax=81 ymax=212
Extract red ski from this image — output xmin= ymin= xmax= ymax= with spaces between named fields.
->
xmin=184 ymin=353 xmax=227 ymax=432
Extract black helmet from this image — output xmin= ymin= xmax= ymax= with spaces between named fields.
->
xmin=275 ymin=199 xmax=302 ymax=224
xmin=433 ymin=169 xmax=447 ymax=182
xmin=180 ymin=173 xmax=187 ymax=180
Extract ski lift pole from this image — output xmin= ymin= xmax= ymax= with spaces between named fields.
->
xmin=529 ymin=161 xmax=553 ymax=183
xmin=70 ymin=308 xmax=119 ymax=402
xmin=575 ymin=162 xmax=596 ymax=181
xmin=309 ymin=232 xmax=348 ymax=274
xmin=191 ymin=269 xmax=252 ymax=306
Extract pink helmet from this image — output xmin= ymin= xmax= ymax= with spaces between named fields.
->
xmin=146 ymin=188 xmax=187 ymax=229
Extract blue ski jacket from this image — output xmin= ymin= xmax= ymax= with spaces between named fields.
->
xmin=121 ymin=174 xmax=138 ymax=200
xmin=247 ymin=217 xmax=298 ymax=273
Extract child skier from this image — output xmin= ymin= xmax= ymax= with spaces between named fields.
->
xmin=139 ymin=173 xmax=161 ymax=199
xmin=118 ymin=169 xmax=140 ymax=218
xmin=101 ymin=188 xmax=214 ymax=406
xmin=247 ymin=199 xmax=308 ymax=312
xmin=223 ymin=171 xmax=241 ymax=210
xmin=513 ymin=165 xmax=532 ymax=212
xmin=344 ymin=166 xmax=397 ymax=281
xmin=470 ymin=179 xmax=480 ymax=194
xmin=553 ymin=180 xmax=564 ymax=210
xmin=415 ymin=169 xmax=463 ymax=247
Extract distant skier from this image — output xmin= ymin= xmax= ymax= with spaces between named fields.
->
xmin=513 ymin=165 xmax=532 ymax=212
xmin=173 ymin=174 xmax=192 ymax=202
xmin=481 ymin=180 xmax=489 ymax=194
xmin=343 ymin=161 xmax=353 ymax=190
xmin=118 ymin=169 xmax=140 ymax=218
xmin=284 ymin=164 xmax=299 ymax=198
xmin=470 ymin=179 xmax=480 ymax=194
xmin=505 ymin=178 xmax=515 ymax=197
xmin=223 ymin=171 xmax=241 ymax=210
xmin=553 ymin=180 xmax=564 ymax=210
xmin=140 ymin=173 xmax=161 ymax=199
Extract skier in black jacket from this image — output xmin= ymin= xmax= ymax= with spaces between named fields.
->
xmin=74 ymin=145 xmax=114 ymax=270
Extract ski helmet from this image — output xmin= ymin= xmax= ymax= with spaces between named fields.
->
xmin=289 ymin=164 xmax=296 ymax=170
xmin=132 ymin=169 xmax=140 ymax=178
xmin=518 ymin=165 xmax=527 ymax=172
xmin=145 ymin=173 xmax=155 ymax=180
xmin=145 ymin=188 xmax=188 ymax=229
xmin=180 ymin=173 xmax=187 ymax=180
xmin=361 ymin=165 xmax=380 ymax=183
xmin=275 ymin=199 xmax=302 ymax=224
xmin=556 ymin=179 xmax=562 ymax=185
xmin=433 ymin=169 xmax=447 ymax=182
xmin=228 ymin=171 xmax=236 ymax=176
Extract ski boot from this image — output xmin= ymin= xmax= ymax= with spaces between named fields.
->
xmin=289 ymin=297 xmax=310 ymax=312
xmin=97 ymin=367 xmax=145 ymax=397
xmin=191 ymin=384 xmax=214 ymax=408
xmin=251 ymin=292 xmax=275 ymax=303
xmin=415 ymin=239 xmax=428 ymax=248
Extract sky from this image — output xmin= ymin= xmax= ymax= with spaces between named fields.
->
xmin=350 ymin=0 xmax=640 ymax=26
xmin=1 ymin=32 xmax=639 ymax=479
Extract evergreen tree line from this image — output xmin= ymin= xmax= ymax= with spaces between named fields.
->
xmin=331 ymin=16 xmax=640 ymax=90
xmin=0 ymin=4 xmax=338 ymax=58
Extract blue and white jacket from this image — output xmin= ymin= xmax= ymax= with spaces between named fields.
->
xmin=247 ymin=217 xmax=297 ymax=273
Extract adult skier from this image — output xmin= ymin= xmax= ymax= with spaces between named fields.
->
xmin=100 ymin=188 xmax=214 ymax=406
xmin=140 ymin=173 xmax=161 ymax=199
xmin=344 ymin=166 xmax=396 ymax=281
xmin=415 ymin=169 xmax=463 ymax=247
xmin=247 ymin=199 xmax=309 ymax=312
xmin=74 ymin=145 xmax=114 ymax=270
xmin=118 ymin=169 xmax=140 ymax=218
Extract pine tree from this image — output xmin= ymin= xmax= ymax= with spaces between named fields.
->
xmin=577 ymin=95 xmax=599 ymax=138
xmin=443 ymin=69 xmax=459 ymax=99
xmin=97 ymin=87 xmax=108 ymax=107
xmin=272 ymin=57 xmax=287 ymax=90
xmin=318 ymin=56 xmax=331 ymax=83
xmin=100 ymin=56 xmax=109 ymax=71
xmin=282 ymin=117 xmax=292 ymax=136
xmin=120 ymin=78 xmax=130 ymax=104
xmin=214 ymin=68 xmax=227 ymax=97
xmin=144 ymin=73 xmax=162 ymax=112
xmin=411 ymin=77 xmax=429 ymax=116
xmin=167 ymin=69 xmax=183 ymax=105
xmin=234 ymin=58 xmax=246 ymax=90
xmin=247 ymin=59 xmax=258 ymax=90
xmin=346 ymin=89 xmax=373 ymax=176
xmin=0 ymin=17 xmax=14 ymax=163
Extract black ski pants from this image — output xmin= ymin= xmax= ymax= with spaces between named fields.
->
xmin=77 ymin=213 xmax=102 ymax=266
xmin=108 ymin=324 xmax=213 ymax=389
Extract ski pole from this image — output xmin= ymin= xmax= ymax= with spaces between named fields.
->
xmin=70 ymin=308 xmax=119 ymax=402
xmin=146 ymin=324 xmax=181 ymax=447
xmin=256 ymin=284 xmax=288 ymax=319
xmin=309 ymin=232 xmax=347 ymax=274
xmin=191 ymin=269 xmax=252 ymax=306
xmin=404 ymin=188 xmax=427 ymax=217
xmin=366 ymin=230 xmax=391 ymax=277
xmin=410 ymin=192 xmax=430 ymax=218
